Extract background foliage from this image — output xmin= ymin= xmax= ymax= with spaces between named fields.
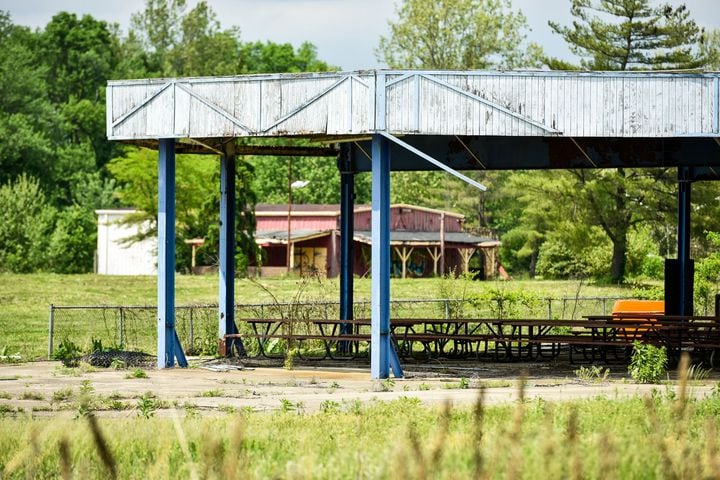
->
xmin=0 ymin=0 xmax=719 ymax=281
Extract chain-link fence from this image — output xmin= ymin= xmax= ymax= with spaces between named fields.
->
xmin=48 ymin=296 xmax=630 ymax=359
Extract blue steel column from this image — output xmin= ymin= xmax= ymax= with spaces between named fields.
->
xmin=339 ymin=144 xmax=354 ymax=339
xmin=219 ymin=145 xmax=241 ymax=355
xmin=677 ymin=167 xmax=692 ymax=316
xmin=157 ymin=138 xmax=187 ymax=368
xmin=370 ymin=135 xmax=403 ymax=379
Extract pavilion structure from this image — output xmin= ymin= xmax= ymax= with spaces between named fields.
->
xmin=106 ymin=70 xmax=720 ymax=378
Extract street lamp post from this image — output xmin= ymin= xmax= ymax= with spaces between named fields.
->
xmin=286 ymin=156 xmax=309 ymax=273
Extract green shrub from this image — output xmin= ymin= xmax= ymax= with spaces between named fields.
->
xmin=47 ymin=205 xmax=96 ymax=273
xmin=575 ymin=365 xmax=610 ymax=383
xmin=136 ymin=392 xmax=157 ymax=418
xmin=628 ymin=342 xmax=668 ymax=383
xmin=0 ymin=174 xmax=56 ymax=272
xmin=625 ymin=226 xmax=661 ymax=279
xmin=499 ymin=228 xmax=540 ymax=274
xmin=473 ymin=285 xmax=541 ymax=319
xmin=535 ymin=226 xmax=612 ymax=280
xmin=125 ymin=369 xmax=148 ymax=379
xmin=640 ymin=254 xmax=664 ymax=280
xmin=52 ymin=338 xmax=81 ymax=367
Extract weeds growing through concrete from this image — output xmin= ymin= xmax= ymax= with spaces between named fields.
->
xmin=2 ymin=359 xmax=720 ymax=478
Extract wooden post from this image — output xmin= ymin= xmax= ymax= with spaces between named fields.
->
xmin=459 ymin=248 xmax=476 ymax=274
xmin=439 ymin=212 xmax=445 ymax=276
xmin=286 ymin=158 xmax=292 ymax=273
xmin=427 ymin=246 xmax=441 ymax=276
xmin=395 ymin=246 xmax=414 ymax=279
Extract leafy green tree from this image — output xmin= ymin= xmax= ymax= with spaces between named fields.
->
xmin=47 ymin=206 xmax=96 ymax=274
xmin=197 ymin=160 xmax=257 ymax=273
xmin=376 ymin=0 xmax=541 ymax=229
xmin=0 ymin=175 xmax=56 ymax=272
xmin=240 ymin=41 xmax=335 ymax=73
xmin=540 ymin=0 xmax=708 ymax=281
xmin=695 ymin=232 xmax=720 ymax=314
xmin=250 ymin=155 xmax=371 ymax=206
xmin=173 ymin=1 xmax=242 ymax=76
xmin=549 ymin=0 xmax=704 ymax=70
xmin=107 ymin=148 xmax=258 ymax=272
xmin=39 ymin=12 xmax=120 ymax=104
xmin=0 ymin=13 xmax=55 ymax=188
xmin=129 ymin=0 xmax=187 ymax=75
xmin=700 ymin=29 xmax=720 ymax=70
xmin=107 ymin=148 xmax=217 ymax=241
xmin=377 ymin=0 xmax=542 ymax=69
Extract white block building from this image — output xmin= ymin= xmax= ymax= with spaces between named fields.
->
xmin=95 ymin=209 xmax=156 ymax=275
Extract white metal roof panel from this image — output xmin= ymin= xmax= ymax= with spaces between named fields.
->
xmin=107 ymin=70 xmax=720 ymax=140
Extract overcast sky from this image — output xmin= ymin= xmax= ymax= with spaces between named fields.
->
xmin=2 ymin=0 xmax=718 ymax=71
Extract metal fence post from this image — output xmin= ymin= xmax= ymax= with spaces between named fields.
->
xmin=547 ymin=299 xmax=552 ymax=320
xmin=444 ymin=300 xmax=449 ymax=320
xmin=189 ymin=307 xmax=194 ymax=352
xmin=48 ymin=304 xmax=54 ymax=359
xmin=118 ymin=307 xmax=124 ymax=349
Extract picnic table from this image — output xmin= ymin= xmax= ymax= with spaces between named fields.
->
xmin=222 ymin=315 xmax=720 ymax=364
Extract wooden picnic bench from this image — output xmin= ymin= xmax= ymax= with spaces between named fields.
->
xmin=221 ymin=315 xmax=720 ymax=364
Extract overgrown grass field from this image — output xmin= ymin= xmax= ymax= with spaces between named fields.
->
xmin=0 ymin=273 xmax=635 ymax=360
xmin=1 ymin=386 xmax=719 ymax=479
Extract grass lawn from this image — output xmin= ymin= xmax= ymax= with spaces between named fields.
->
xmin=1 ymin=390 xmax=719 ymax=479
xmin=0 ymin=273 xmax=635 ymax=360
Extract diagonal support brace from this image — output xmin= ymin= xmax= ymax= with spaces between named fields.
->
xmin=378 ymin=131 xmax=487 ymax=191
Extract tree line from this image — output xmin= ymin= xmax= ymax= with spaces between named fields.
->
xmin=380 ymin=0 xmax=720 ymax=284
xmin=0 ymin=0 xmax=719 ymax=284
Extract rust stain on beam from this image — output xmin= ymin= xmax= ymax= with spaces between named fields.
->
xmin=122 ymin=140 xmax=338 ymax=157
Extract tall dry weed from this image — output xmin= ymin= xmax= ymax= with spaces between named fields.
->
xmin=222 ymin=418 xmax=247 ymax=479
xmin=58 ymin=437 xmax=72 ymax=480
xmin=407 ymin=424 xmax=426 ymax=479
xmin=540 ymin=403 xmax=558 ymax=478
xmin=171 ymin=410 xmax=200 ymax=480
xmin=703 ymin=420 xmax=720 ymax=477
xmin=566 ymin=408 xmax=582 ymax=480
xmin=505 ymin=375 xmax=527 ymax=480
xmin=644 ymin=396 xmax=676 ymax=479
xmin=472 ymin=387 xmax=486 ymax=479
xmin=87 ymin=415 xmax=117 ymax=480
xmin=427 ymin=400 xmax=451 ymax=477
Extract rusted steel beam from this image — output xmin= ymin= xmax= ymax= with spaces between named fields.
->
xmin=122 ymin=139 xmax=338 ymax=157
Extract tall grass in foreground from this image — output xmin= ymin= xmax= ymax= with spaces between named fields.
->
xmin=1 ymin=384 xmax=720 ymax=478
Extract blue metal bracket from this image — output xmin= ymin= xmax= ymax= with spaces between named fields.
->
xmin=157 ymin=138 xmax=187 ymax=368
xmin=371 ymin=134 xmax=403 ymax=379
xmin=219 ymin=143 xmax=242 ymax=356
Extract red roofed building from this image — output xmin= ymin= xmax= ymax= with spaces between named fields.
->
xmin=252 ymin=203 xmax=500 ymax=279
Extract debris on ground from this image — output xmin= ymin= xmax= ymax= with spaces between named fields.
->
xmin=79 ymin=351 xmax=155 ymax=368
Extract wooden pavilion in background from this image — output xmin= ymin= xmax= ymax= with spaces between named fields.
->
xmin=253 ymin=203 xmax=500 ymax=278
